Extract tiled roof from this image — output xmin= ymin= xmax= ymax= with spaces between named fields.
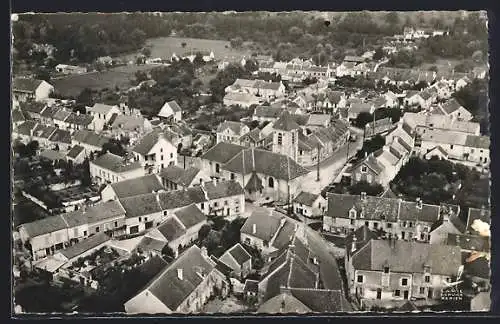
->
xmin=440 ymin=98 xmax=464 ymax=114
xmin=201 ymin=142 xmax=246 ymax=164
xmin=109 ymin=174 xmax=164 ymax=199
xmin=241 ymin=208 xmax=283 ymax=242
xmin=352 ymin=239 xmax=462 ymax=275
xmin=157 ymin=187 xmax=207 ymax=210
xmin=327 ymin=193 xmax=445 ymax=224
xmin=137 ymin=236 xmax=167 ymax=253
xmin=40 ymin=149 xmax=66 ymax=161
xmin=290 ymin=288 xmax=351 ymax=313
xmin=131 ymin=130 xmax=174 ymax=156
xmin=465 ymin=135 xmax=490 ymax=149
xmin=272 ymin=220 xmax=296 ymax=250
xmin=119 ymin=193 xmax=162 ymax=218
xmin=253 ymin=106 xmax=285 ymax=119
xmin=257 ymin=292 xmax=311 ymax=314
xmin=157 ymin=217 xmax=186 ymax=242
xmin=273 ymin=111 xmax=301 ymax=131
xmin=87 ymin=103 xmax=116 ymax=114
xmin=20 ymin=101 xmax=46 ymax=114
xmin=59 ymin=232 xmax=110 ymax=260
xmin=66 ymin=145 xmax=85 ymax=159
xmin=463 ymin=255 xmax=490 ymax=279
xmin=138 ymin=245 xmax=215 ymax=311
xmin=293 ymin=191 xmax=320 ymax=207
xmin=19 ymin=215 xmax=68 ymax=238
xmin=159 ymin=165 xmax=200 ymax=187
xmin=12 ymin=108 xmax=26 ymax=123
xmin=48 ymin=129 xmax=72 ymax=144
xmin=166 ymin=100 xmax=181 ymax=113
xmin=173 ymin=204 xmax=206 ymax=229
xmin=65 ymin=113 xmax=94 ymax=126
xmin=111 ymin=115 xmax=147 ymax=131
xmin=52 ymin=108 xmax=72 ymax=121
xmin=203 ymin=179 xmax=244 ymax=200
xmin=226 ymin=243 xmax=252 ymax=266
xmin=222 ymin=148 xmax=310 ymax=181
xmin=216 ymin=121 xmax=247 ymax=135
xmin=32 ymin=124 xmax=57 ymax=139
xmin=14 ymin=121 xmax=37 ymax=136
xmin=13 ymin=78 xmax=45 ymax=93
xmin=244 ymin=172 xmax=264 ymax=192
xmin=243 ymin=279 xmax=259 ymax=293
xmin=72 ymin=130 xmax=111 ymax=148
xmin=91 ymin=152 xmax=142 ymax=173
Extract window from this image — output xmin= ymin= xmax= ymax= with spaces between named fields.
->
xmin=425 ymin=275 xmax=430 ymax=283
xmin=350 ymin=219 xmax=355 ymax=225
xmin=144 ymin=217 xmax=148 ymax=222
xmin=95 ymin=227 xmax=100 ymax=233
xmin=216 ymin=163 xmax=220 ymax=173
xmin=291 ymin=132 xmax=295 ymax=144
xmin=230 ymin=173 xmax=235 ymax=180
xmin=224 ymin=200 xmax=228 ymax=206
xmin=374 ymin=222 xmax=378 ymax=229
xmin=170 ymin=153 xmax=174 ymax=159
xmin=419 ymin=287 xmax=425 ymax=294
xmin=387 ymin=223 xmax=392 ymax=229
xmin=402 ymin=278 xmax=408 ymax=286
xmin=83 ymin=230 xmax=87 ymax=236
xmin=160 ymin=155 xmax=163 ymax=161
xmin=450 ymin=144 xmax=454 ymax=149
xmin=160 ymin=148 xmax=163 ymax=153
xmin=214 ymin=202 xmax=218 ymax=208
xmin=268 ymin=177 xmax=274 ymax=188
xmin=277 ymin=133 xmax=283 ymax=145
xmin=395 ymin=290 xmax=401 ymax=297
xmin=234 ymin=199 xmax=240 ymax=205
xmin=139 ymin=217 xmax=142 ymax=222
xmin=365 ymin=221 xmax=369 ymax=226
xmin=129 ymin=225 xmax=139 ymax=234
xmin=409 ymin=222 xmax=413 ymax=228
xmin=384 ymin=266 xmax=390 ymax=274
xmin=163 ymin=211 xmax=168 ymax=216
xmin=361 ymin=165 xmax=368 ymax=173
xmin=201 ymin=203 xmax=204 ymax=210
xmin=357 ymin=275 xmax=364 ymax=283
xmin=114 ymin=221 xmax=118 ymax=227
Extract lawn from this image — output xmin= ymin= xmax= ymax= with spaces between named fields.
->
xmin=51 ymin=64 xmax=157 ymax=97
xmin=121 ymin=36 xmax=251 ymax=61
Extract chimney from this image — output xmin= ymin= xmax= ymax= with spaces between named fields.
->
xmin=351 ymin=235 xmax=357 ymax=253
xmin=201 ymin=246 xmax=208 ymax=258
xmin=252 ymin=223 xmax=257 ymax=235
xmin=77 ymin=110 xmax=80 ymax=116
xmin=361 ymin=192 xmax=367 ymax=201
xmin=364 ymin=151 xmax=368 ymax=158
xmin=212 ymin=178 xmax=217 ymax=186
xmin=177 ymin=268 xmax=183 ymax=280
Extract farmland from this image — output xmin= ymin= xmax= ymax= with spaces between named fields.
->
xmin=51 ymin=64 xmax=158 ymax=98
xmin=121 ymin=36 xmax=251 ymax=61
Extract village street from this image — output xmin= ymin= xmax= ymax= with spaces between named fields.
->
xmin=301 ymin=127 xmax=364 ymax=194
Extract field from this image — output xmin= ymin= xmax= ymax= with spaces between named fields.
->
xmin=52 ymin=64 xmax=157 ymax=98
xmin=121 ymin=36 xmax=251 ymax=61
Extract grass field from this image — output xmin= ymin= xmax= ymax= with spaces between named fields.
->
xmin=122 ymin=36 xmax=251 ymax=61
xmin=52 ymin=64 xmax=157 ymax=97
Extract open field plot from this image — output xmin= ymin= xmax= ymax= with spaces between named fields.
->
xmin=122 ymin=36 xmax=251 ymax=61
xmin=52 ymin=64 xmax=157 ymax=97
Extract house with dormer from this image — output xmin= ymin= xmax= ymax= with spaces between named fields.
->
xmin=323 ymin=192 xmax=455 ymax=242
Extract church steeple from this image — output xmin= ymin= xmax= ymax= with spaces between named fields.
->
xmin=272 ymin=111 xmax=300 ymax=161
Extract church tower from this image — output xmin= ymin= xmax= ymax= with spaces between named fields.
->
xmin=272 ymin=111 xmax=300 ymax=161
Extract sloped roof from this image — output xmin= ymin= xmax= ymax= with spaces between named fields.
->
xmin=132 ymin=130 xmax=174 ymax=156
xmin=240 ymin=208 xmax=283 ymax=242
xmin=65 ymin=113 xmax=94 ymax=126
xmin=91 ymin=152 xmax=142 ymax=173
xmin=52 ymin=108 xmax=72 ymax=121
xmin=48 ymin=129 xmax=72 ymax=144
xmin=159 ymin=165 xmax=201 ymax=187
xmin=352 ymin=239 xmax=462 ymax=275
xmin=59 ymin=232 xmax=110 ymax=260
xmin=274 ymin=111 xmax=301 ymax=131
xmin=87 ymin=103 xmax=116 ymax=114
xmin=66 ymin=145 xmax=85 ymax=159
xmin=109 ymin=174 xmax=164 ymax=199
xmin=253 ymin=106 xmax=285 ymax=119
xmin=157 ymin=217 xmax=186 ymax=242
xmin=216 ymin=121 xmax=247 ymax=135
xmin=293 ymin=191 xmax=320 ymax=207
xmin=258 ymin=293 xmax=311 ymax=314
xmin=13 ymin=78 xmax=45 ymax=93
xmin=173 ymin=204 xmax=206 ymax=229
xmin=201 ymin=142 xmax=246 ymax=164
xmin=32 ymin=124 xmax=57 ymax=139
xmin=14 ymin=120 xmax=37 ymax=136
xmin=40 ymin=149 xmax=66 ymax=161
xmin=157 ymin=187 xmax=207 ymax=210
xmin=119 ymin=193 xmax=163 ymax=218
xmin=72 ymin=130 xmax=111 ymax=148
xmin=225 ymin=243 xmax=252 ymax=266
xmin=136 ymin=245 xmax=215 ymax=311
xmin=222 ymin=148 xmax=310 ymax=181
xmin=447 ymin=233 xmax=490 ymax=252
xmin=465 ymin=135 xmax=490 ymax=149
xmin=111 ymin=115 xmax=147 ymax=131
xmin=203 ymin=180 xmax=244 ymax=200
xmin=244 ymin=172 xmax=264 ymax=192
xmin=19 ymin=215 xmax=68 ymax=237
xmin=12 ymin=108 xmax=27 ymax=123
xmin=440 ymin=98 xmax=466 ymax=114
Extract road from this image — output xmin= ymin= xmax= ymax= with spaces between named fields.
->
xmin=301 ymin=127 xmax=364 ymax=194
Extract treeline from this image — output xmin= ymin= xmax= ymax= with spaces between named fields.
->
xmin=13 ymin=13 xmax=172 ymax=64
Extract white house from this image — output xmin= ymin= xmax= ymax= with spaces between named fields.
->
xmin=292 ymin=191 xmax=327 ymax=222
xmin=216 ymin=121 xmax=250 ymax=144
xmin=12 ymin=78 xmax=54 ymax=103
xmin=86 ymin=103 xmax=122 ymax=132
xmin=132 ymin=130 xmax=178 ymax=174
xmin=431 ymin=98 xmax=473 ymax=121
xmin=55 ymin=64 xmax=87 ymax=75
xmin=90 ymin=152 xmax=145 ymax=186
xmin=158 ymin=100 xmax=182 ymax=122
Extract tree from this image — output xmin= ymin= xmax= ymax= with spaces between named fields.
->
xmin=134 ymin=70 xmax=148 ymax=85
xmin=26 ymin=140 xmax=39 ymax=156
xmin=230 ymin=37 xmax=243 ymax=48
xmin=244 ymin=59 xmax=258 ymax=73
xmin=354 ymin=112 xmax=373 ymax=128
xmin=161 ymin=245 xmax=175 ymax=260
xmin=373 ymin=47 xmax=385 ymax=61
xmin=181 ymin=42 xmax=187 ymax=48
xmin=76 ymin=87 xmax=93 ymax=106
xmin=385 ymin=12 xmax=400 ymax=26
xmin=348 ymin=181 xmax=384 ymax=196
xmin=198 ymin=224 xmax=212 ymax=243
xmin=99 ymin=139 xmax=127 ymax=157
xmin=356 ymin=134 xmax=385 ymax=160
xmin=141 ymin=47 xmax=151 ymax=58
